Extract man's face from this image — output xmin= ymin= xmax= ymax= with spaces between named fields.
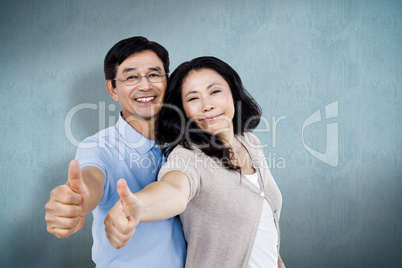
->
xmin=108 ymin=50 xmax=167 ymax=124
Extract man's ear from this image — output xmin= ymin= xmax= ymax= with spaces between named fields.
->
xmin=106 ymin=80 xmax=119 ymax=101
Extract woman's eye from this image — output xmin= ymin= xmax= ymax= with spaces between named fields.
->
xmin=188 ymin=97 xmax=198 ymax=102
xmin=211 ymin=90 xmax=221 ymax=94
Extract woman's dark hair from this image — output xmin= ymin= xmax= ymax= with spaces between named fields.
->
xmin=104 ymin=36 xmax=170 ymax=88
xmin=157 ymin=56 xmax=262 ymax=172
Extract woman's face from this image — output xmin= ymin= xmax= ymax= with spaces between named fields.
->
xmin=181 ymin=68 xmax=235 ymax=138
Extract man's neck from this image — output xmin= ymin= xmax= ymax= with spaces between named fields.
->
xmin=122 ymin=113 xmax=156 ymax=140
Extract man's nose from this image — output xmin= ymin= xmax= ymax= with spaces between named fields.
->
xmin=136 ymin=76 xmax=151 ymax=90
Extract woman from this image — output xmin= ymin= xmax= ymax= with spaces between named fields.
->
xmin=105 ymin=57 xmax=285 ymax=268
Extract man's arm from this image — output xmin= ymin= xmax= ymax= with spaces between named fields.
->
xmin=45 ymin=160 xmax=105 ymax=238
xmin=104 ymin=171 xmax=190 ymax=249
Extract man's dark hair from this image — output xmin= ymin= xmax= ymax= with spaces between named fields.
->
xmin=157 ymin=56 xmax=262 ymax=172
xmin=104 ymin=36 xmax=170 ymax=88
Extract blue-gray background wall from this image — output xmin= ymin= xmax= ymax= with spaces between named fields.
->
xmin=0 ymin=0 xmax=400 ymax=267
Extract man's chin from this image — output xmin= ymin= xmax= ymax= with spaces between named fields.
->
xmin=124 ymin=113 xmax=158 ymax=122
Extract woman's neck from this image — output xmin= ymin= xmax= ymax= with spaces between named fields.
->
xmin=216 ymin=125 xmax=236 ymax=148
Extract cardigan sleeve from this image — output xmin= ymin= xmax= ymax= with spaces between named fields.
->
xmin=157 ymin=145 xmax=202 ymax=201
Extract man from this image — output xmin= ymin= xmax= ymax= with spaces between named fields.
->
xmin=45 ymin=36 xmax=186 ymax=267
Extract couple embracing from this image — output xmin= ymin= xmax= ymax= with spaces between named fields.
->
xmin=45 ymin=36 xmax=285 ymax=268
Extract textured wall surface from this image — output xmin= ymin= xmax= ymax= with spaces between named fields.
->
xmin=0 ymin=0 xmax=401 ymax=267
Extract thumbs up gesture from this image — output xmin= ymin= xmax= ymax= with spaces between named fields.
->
xmin=104 ymin=179 xmax=144 ymax=249
xmin=45 ymin=160 xmax=90 ymax=238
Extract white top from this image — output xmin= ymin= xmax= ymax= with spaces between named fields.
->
xmin=157 ymin=133 xmax=283 ymax=267
xmin=244 ymin=172 xmax=278 ymax=268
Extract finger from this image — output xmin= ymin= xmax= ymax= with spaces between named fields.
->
xmin=46 ymin=215 xmax=82 ymax=230
xmin=46 ymin=214 xmax=85 ymax=238
xmin=105 ymin=201 xmax=134 ymax=235
xmin=47 ymin=226 xmax=76 ymax=239
xmin=73 ymin=216 xmax=85 ymax=235
xmin=49 ymin=185 xmax=83 ymax=205
xmin=116 ymin=179 xmax=143 ymax=220
xmin=106 ymin=229 xmax=130 ymax=249
xmin=67 ymin=160 xmax=87 ymax=195
xmin=116 ymin=179 xmax=133 ymax=206
xmin=105 ymin=223 xmax=134 ymax=247
xmin=105 ymin=219 xmax=136 ymax=249
xmin=45 ymin=200 xmax=83 ymax=218
xmin=104 ymin=202 xmax=137 ymax=248
xmin=46 ymin=212 xmax=81 ymax=239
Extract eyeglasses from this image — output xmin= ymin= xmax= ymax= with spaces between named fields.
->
xmin=113 ymin=72 xmax=167 ymax=86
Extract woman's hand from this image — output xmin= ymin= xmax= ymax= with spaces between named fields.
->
xmin=104 ymin=171 xmax=190 ymax=249
xmin=104 ymin=179 xmax=143 ymax=249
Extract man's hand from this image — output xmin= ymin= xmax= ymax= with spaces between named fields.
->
xmin=104 ymin=179 xmax=143 ymax=249
xmin=45 ymin=160 xmax=90 ymax=238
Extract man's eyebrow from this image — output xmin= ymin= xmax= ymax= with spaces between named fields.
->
xmin=122 ymin=66 xmax=163 ymax=74
xmin=149 ymin=67 xmax=163 ymax=72
xmin=122 ymin=67 xmax=137 ymax=74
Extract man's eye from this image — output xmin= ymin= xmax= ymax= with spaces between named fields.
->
xmin=126 ymin=75 xmax=139 ymax=80
xmin=148 ymin=73 xmax=160 ymax=78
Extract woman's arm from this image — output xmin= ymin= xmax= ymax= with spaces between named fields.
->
xmin=104 ymin=171 xmax=190 ymax=249
xmin=278 ymin=254 xmax=285 ymax=268
xmin=136 ymin=170 xmax=191 ymax=221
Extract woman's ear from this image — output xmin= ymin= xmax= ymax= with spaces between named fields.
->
xmin=106 ymin=80 xmax=119 ymax=101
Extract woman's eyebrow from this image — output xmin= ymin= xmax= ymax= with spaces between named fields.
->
xmin=185 ymin=90 xmax=198 ymax=97
xmin=207 ymin=83 xmax=220 ymax=89
xmin=185 ymin=83 xmax=222 ymax=97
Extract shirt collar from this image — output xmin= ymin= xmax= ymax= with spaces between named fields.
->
xmin=116 ymin=113 xmax=156 ymax=155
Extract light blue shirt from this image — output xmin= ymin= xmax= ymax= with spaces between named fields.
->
xmin=76 ymin=114 xmax=186 ymax=268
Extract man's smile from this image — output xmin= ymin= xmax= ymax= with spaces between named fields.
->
xmin=135 ymin=96 xmax=156 ymax=103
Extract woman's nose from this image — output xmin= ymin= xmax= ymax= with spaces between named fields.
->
xmin=203 ymin=103 xmax=214 ymax=112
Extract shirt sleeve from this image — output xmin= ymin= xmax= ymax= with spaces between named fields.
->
xmin=75 ymin=134 xmax=114 ymax=205
xmin=157 ymin=146 xmax=201 ymax=201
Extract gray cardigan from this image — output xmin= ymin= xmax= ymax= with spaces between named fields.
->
xmin=158 ymin=132 xmax=283 ymax=268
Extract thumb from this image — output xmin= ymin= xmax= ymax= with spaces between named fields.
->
xmin=67 ymin=160 xmax=87 ymax=194
xmin=117 ymin=179 xmax=143 ymax=221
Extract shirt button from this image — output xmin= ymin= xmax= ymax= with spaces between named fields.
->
xmin=155 ymin=144 xmax=159 ymax=148
xmin=260 ymin=192 xmax=265 ymax=197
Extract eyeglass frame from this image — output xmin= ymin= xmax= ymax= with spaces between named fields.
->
xmin=113 ymin=72 xmax=168 ymax=86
